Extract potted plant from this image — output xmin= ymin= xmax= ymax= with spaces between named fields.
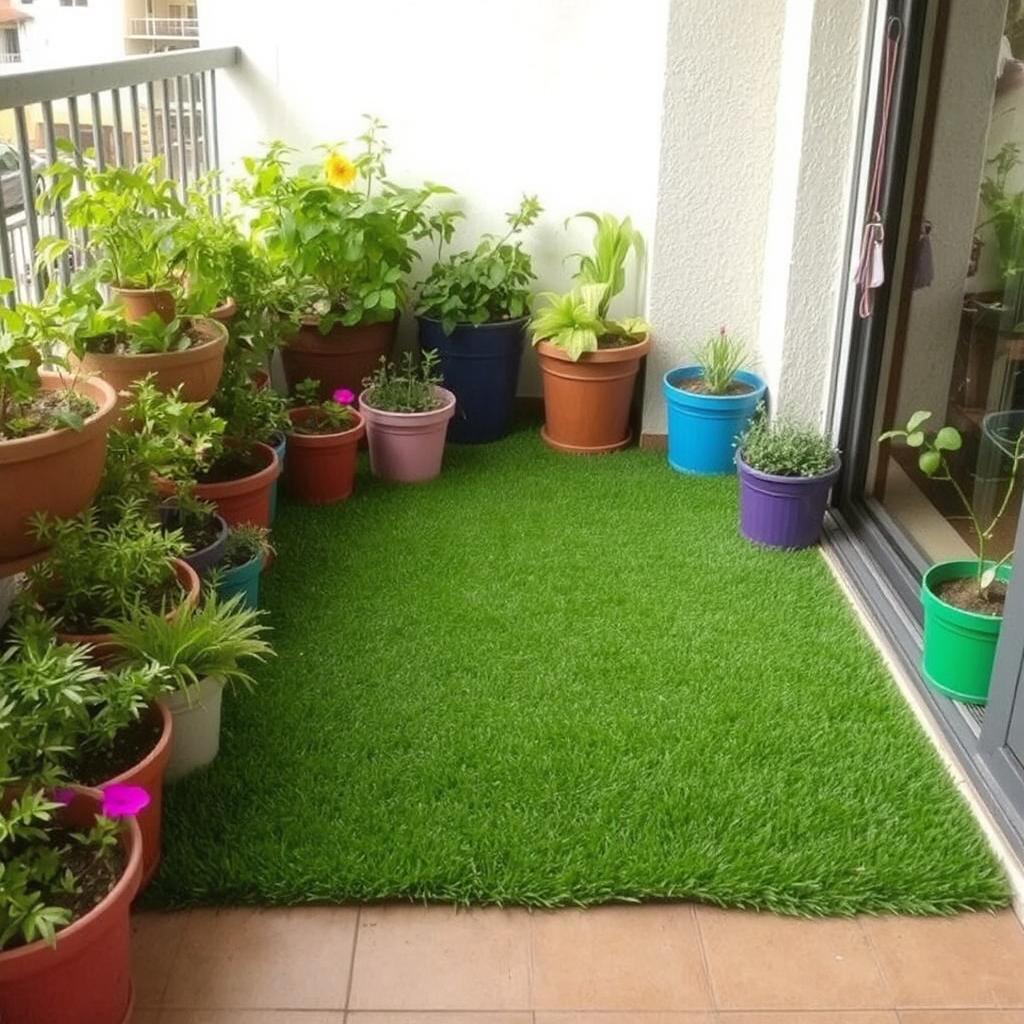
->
xmin=236 ymin=119 xmax=451 ymax=399
xmin=18 ymin=500 xmax=200 ymax=660
xmin=213 ymin=524 xmax=274 ymax=610
xmin=286 ymin=378 xmax=365 ymax=503
xmin=415 ymin=195 xmax=541 ymax=443
xmin=878 ymin=412 xmax=1021 ymax=704
xmin=0 ymin=284 xmax=117 ymax=572
xmin=736 ymin=407 xmax=841 ymax=549
xmin=359 ymin=350 xmax=455 ymax=483
xmin=0 ymin=785 xmax=144 ymax=1024
xmin=158 ymin=487 xmax=229 ymax=578
xmin=529 ymin=213 xmax=650 ymax=453
xmin=662 ymin=328 xmax=766 ymax=474
xmin=107 ymin=594 xmax=273 ymax=781
xmin=1 ymin=620 xmax=174 ymax=887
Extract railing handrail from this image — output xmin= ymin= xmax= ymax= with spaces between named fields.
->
xmin=0 ymin=47 xmax=238 ymax=108
xmin=127 ymin=16 xmax=201 ymax=37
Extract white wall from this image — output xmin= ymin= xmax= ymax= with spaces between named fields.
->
xmin=14 ymin=0 xmax=124 ymax=68
xmin=201 ymin=0 xmax=670 ymax=396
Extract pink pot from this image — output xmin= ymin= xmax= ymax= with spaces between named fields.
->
xmin=358 ymin=386 xmax=455 ymax=483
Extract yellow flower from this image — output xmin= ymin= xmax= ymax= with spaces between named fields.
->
xmin=324 ymin=151 xmax=357 ymax=189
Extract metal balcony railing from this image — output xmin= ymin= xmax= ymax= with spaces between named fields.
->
xmin=127 ymin=16 xmax=200 ymax=39
xmin=0 ymin=46 xmax=238 ymax=304
xmin=0 ymin=52 xmax=22 ymax=65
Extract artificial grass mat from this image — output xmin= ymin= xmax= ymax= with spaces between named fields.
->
xmin=149 ymin=428 xmax=1009 ymax=916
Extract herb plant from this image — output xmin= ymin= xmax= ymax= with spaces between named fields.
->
xmin=416 ymin=195 xmax=541 ymax=334
xmin=529 ymin=212 xmax=649 ymax=361
xmin=739 ymin=407 xmax=837 ymax=477
xmin=211 ymin=373 xmax=289 ymax=445
xmin=879 ymin=411 xmax=1024 ymax=597
xmin=290 ymin=378 xmax=355 ymax=433
xmin=362 ymin=350 xmax=443 ymax=413
xmin=692 ymin=328 xmax=752 ymax=395
xmin=222 ymin=524 xmax=274 ymax=569
xmin=978 ymin=142 xmax=1024 ymax=279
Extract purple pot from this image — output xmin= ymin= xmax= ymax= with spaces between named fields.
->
xmin=359 ymin=386 xmax=456 ymax=483
xmin=737 ymin=452 xmax=840 ymax=550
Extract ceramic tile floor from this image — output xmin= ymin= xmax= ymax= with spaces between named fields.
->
xmin=130 ymin=904 xmax=1024 ymax=1022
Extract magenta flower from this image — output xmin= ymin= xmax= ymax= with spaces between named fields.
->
xmin=52 ymin=788 xmax=76 ymax=806
xmin=99 ymin=784 xmax=150 ymax=818
xmin=332 ymin=388 xmax=355 ymax=405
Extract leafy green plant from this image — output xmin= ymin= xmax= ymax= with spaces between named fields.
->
xmin=529 ymin=212 xmax=649 ymax=361
xmin=105 ymin=592 xmax=273 ymax=695
xmin=739 ymin=406 xmax=837 ymax=477
xmin=211 ymin=373 xmax=289 ymax=445
xmin=221 ymin=523 xmax=274 ymax=569
xmin=20 ymin=499 xmax=187 ymax=633
xmin=236 ymin=119 xmax=452 ymax=329
xmin=416 ymin=195 xmax=541 ymax=334
xmin=361 ymin=350 xmax=443 ymax=413
xmin=692 ymin=328 xmax=752 ymax=395
xmin=290 ymin=378 xmax=355 ymax=433
xmin=978 ymin=142 xmax=1024 ymax=279
xmin=879 ymin=411 xmax=1023 ymax=596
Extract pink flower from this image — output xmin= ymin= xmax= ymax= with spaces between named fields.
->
xmin=332 ymin=388 xmax=355 ymax=405
xmin=52 ymin=788 xmax=76 ymax=806
xmin=99 ymin=784 xmax=150 ymax=818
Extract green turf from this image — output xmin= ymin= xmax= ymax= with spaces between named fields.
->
xmin=148 ymin=428 xmax=1009 ymax=916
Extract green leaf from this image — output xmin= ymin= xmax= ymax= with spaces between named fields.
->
xmin=906 ymin=431 xmax=925 ymax=448
xmin=918 ymin=449 xmax=941 ymax=475
xmin=906 ymin=410 xmax=931 ymax=433
xmin=935 ymin=426 xmax=962 ymax=451
xmin=981 ymin=566 xmax=997 ymax=590
xmin=877 ymin=429 xmax=906 ymax=443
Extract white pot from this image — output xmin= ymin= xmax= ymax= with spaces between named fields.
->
xmin=160 ymin=675 xmax=225 ymax=782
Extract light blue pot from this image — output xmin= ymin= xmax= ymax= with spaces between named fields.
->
xmin=662 ymin=366 xmax=767 ymax=475
xmin=215 ymin=554 xmax=262 ymax=610
xmin=268 ymin=431 xmax=287 ymax=523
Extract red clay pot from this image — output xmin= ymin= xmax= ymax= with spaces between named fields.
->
xmin=95 ymin=701 xmax=172 ymax=891
xmin=536 ymin=336 xmax=650 ymax=453
xmin=111 ymin=284 xmax=176 ymax=324
xmin=157 ymin=442 xmax=280 ymax=527
xmin=281 ymin=315 xmax=397 ymax=400
xmin=55 ymin=558 xmax=200 ymax=664
xmin=0 ymin=371 xmax=118 ymax=576
xmin=0 ymin=787 xmax=142 ymax=1024
xmin=285 ymin=408 xmax=365 ymax=504
xmin=210 ymin=296 xmax=238 ymax=323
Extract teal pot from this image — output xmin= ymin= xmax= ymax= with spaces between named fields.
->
xmin=215 ymin=554 xmax=262 ymax=610
xmin=920 ymin=560 xmax=1010 ymax=705
xmin=267 ymin=431 xmax=287 ymax=523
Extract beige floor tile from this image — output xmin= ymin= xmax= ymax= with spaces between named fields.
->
xmin=161 ymin=907 xmax=357 ymax=1010
xmin=133 ymin=912 xmax=188 ymax=1007
xmin=899 ymin=1012 xmax=1024 ymax=1022
xmin=159 ymin=1013 xmax=346 ymax=1023
xmin=535 ymin=1014 xmax=714 ymax=1023
xmin=864 ymin=912 xmax=1024 ymax=1009
xmin=347 ymin=905 xmax=532 ymax=1011
xmin=719 ymin=1014 xmax=898 ymax=1023
xmin=347 ymin=1015 xmax=533 ymax=1023
xmin=530 ymin=904 xmax=711 ymax=1011
xmin=696 ymin=908 xmax=890 ymax=1010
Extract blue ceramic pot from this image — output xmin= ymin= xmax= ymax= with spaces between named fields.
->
xmin=215 ymin=554 xmax=262 ymax=610
xmin=267 ymin=431 xmax=287 ymax=523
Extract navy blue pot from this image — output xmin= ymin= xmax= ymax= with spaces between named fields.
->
xmin=417 ymin=316 xmax=527 ymax=444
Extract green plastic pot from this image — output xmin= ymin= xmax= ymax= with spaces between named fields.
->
xmin=921 ymin=560 xmax=1010 ymax=705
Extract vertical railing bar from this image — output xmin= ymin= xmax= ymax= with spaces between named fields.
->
xmin=209 ymin=68 xmax=221 ymax=215
xmin=199 ymin=70 xmax=214 ymax=209
xmin=129 ymin=84 xmax=144 ymax=164
xmin=14 ymin=106 xmax=41 ymax=300
xmin=0 ymin=183 xmax=15 ymax=307
xmin=161 ymin=78 xmax=174 ymax=182
xmin=67 ymin=95 xmax=89 ymax=262
xmin=174 ymin=75 xmax=189 ymax=193
xmin=188 ymin=73 xmax=201 ymax=183
xmin=41 ymin=99 xmax=69 ymax=287
xmin=111 ymin=87 xmax=126 ymax=167
xmin=146 ymin=79 xmax=159 ymax=160
xmin=89 ymin=91 xmax=105 ymax=170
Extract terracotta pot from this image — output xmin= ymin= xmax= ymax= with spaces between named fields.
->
xmin=210 ymin=296 xmax=238 ymax=323
xmin=55 ymin=558 xmax=200 ymax=663
xmin=281 ymin=315 xmax=397 ymax=400
xmin=285 ymin=408 xmax=365 ymax=503
xmin=359 ymin=386 xmax=455 ymax=483
xmin=74 ymin=316 xmax=228 ymax=409
xmin=0 ymin=372 xmax=118 ymax=575
xmin=156 ymin=442 xmax=280 ymax=527
xmin=0 ymin=787 xmax=142 ymax=1024
xmin=250 ymin=367 xmax=271 ymax=390
xmin=94 ymin=701 xmax=172 ymax=890
xmin=110 ymin=284 xmax=177 ymax=324
xmin=535 ymin=336 xmax=650 ymax=453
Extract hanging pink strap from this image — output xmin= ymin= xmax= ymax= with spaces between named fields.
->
xmin=856 ymin=17 xmax=903 ymax=319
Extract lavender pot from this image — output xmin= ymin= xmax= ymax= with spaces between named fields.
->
xmin=359 ymin=386 xmax=456 ymax=483
xmin=737 ymin=452 xmax=840 ymax=550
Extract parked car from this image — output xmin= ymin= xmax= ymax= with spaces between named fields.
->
xmin=0 ymin=140 xmax=46 ymax=213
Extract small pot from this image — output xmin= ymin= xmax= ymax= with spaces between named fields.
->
xmin=662 ymin=366 xmax=767 ymax=475
xmin=93 ymin=701 xmax=172 ymax=890
xmin=921 ymin=560 xmax=1010 ymax=705
xmin=285 ymin=408 xmax=365 ymax=503
xmin=157 ymin=441 xmax=281 ymax=528
xmin=267 ymin=429 xmax=287 ymax=523
xmin=215 ymin=553 xmax=263 ymax=610
xmin=359 ymin=386 xmax=456 ymax=483
xmin=417 ymin=316 xmax=527 ymax=444
xmin=74 ymin=316 xmax=228 ymax=409
xmin=281 ymin=315 xmax=397 ymax=400
xmin=536 ymin=336 xmax=650 ymax=453
xmin=161 ymin=675 xmax=225 ymax=781
xmin=736 ymin=452 xmax=840 ymax=550
xmin=210 ymin=296 xmax=238 ymax=323
xmin=55 ymin=558 xmax=201 ymax=663
xmin=110 ymin=283 xmax=176 ymax=324
xmin=0 ymin=787 xmax=142 ymax=1024
xmin=159 ymin=502 xmax=229 ymax=577
xmin=0 ymin=371 xmax=118 ymax=575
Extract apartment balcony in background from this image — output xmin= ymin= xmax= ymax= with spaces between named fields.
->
xmin=126 ymin=16 xmax=199 ymax=42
